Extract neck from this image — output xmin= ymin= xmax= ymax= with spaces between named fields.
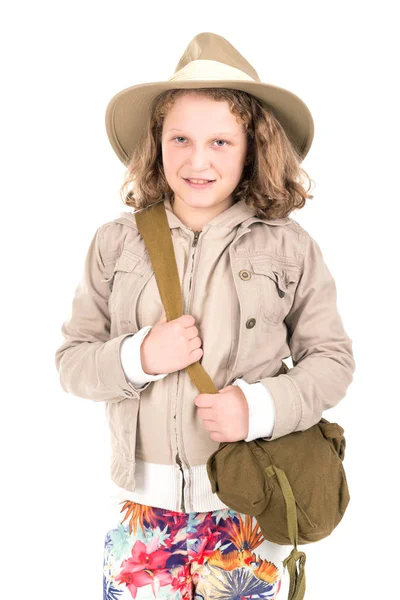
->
xmin=169 ymin=195 xmax=233 ymax=232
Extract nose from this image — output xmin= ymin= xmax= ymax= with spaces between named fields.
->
xmin=188 ymin=145 xmax=211 ymax=171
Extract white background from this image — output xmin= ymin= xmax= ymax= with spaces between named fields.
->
xmin=1 ymin=1 xmax=399 ymax=598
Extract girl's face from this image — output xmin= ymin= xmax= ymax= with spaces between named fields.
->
xmin=161 ymin=94 xmax=248 ymax=213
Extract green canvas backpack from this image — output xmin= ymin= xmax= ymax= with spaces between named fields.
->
xmin=135 ymin=200 xmax=350 ymax=600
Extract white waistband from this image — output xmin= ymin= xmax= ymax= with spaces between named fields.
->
xmin=107 ymin=459 xmax=230 ymax=513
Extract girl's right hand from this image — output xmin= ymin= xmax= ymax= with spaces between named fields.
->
xmin=140 ymin=314 xmax=204 ymax=375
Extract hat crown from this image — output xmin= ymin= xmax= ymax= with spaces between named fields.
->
xmin=105 ymin=32 xmax=314 ymax=165
xmin=173 ymin=32 xmax=261 ymax=83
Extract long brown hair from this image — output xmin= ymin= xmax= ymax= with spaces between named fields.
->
xmin=120 ymin=88 xmax=314 ymax=219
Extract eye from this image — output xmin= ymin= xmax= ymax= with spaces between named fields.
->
xmin=172 ymin=137 xmax=229 ymax=147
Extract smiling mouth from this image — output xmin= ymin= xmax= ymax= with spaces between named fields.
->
xmin=184 ymin=178 xmax=215 ymax=183
xmin=183 ymin=178 xmax=216 ymax=190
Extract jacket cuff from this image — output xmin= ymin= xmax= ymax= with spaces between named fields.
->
xmin=120 ymin=326 xmax=169 ymax=388
xmin=257 ymin=375 xmax=303 ymax=440
xmin=93 ymin=332 xmax=154 ymax=400
xmin=232 ymin=378 xmax=275 ymax=441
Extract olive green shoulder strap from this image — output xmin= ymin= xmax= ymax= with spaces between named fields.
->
xmin=135 ymin=201 xmax=218 ymax=395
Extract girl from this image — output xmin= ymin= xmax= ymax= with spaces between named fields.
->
xmin=55 ymin=32 xmax=355 ymax=599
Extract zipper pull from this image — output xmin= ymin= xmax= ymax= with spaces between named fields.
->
xmin=192 ymin=231 xmax=200 ymax=247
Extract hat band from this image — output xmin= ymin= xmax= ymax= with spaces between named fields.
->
xmin=168 ymin=59 xmax=257 ymax=83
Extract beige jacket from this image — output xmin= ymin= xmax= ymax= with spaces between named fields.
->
xmin=55 ymin=197 xmax=356 ymax=513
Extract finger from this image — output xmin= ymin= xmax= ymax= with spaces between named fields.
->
xmin=194 ymin=394 xmax=214 ymax=407
xmin=196 ymin=407 xmax=215 ymax=419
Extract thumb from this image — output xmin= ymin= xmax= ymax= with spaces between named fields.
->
xmin=218 ymin=385 xmax=234 ymax=394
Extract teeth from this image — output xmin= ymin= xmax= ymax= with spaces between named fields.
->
xmin=187 ymin=178 xmax=212 ymax=184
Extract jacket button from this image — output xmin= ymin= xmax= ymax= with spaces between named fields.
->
xmin=246 ymin=318 xmax=256 ymax=328
xmin=278 ymin=289 xmax=285 ymax=298
xmin=239 ymin=269 xmax=251 ymax=280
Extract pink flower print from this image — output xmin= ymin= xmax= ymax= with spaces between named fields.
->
xmin=170 ymin=564 xmax=193 ymax=598
xmin=114 ymin=537 xmax=173 ymax=598
xmin=187 ymin=527 xmax=221 ymax=565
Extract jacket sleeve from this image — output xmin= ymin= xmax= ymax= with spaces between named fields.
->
xmin=258 ymin=232 xmax=356 ymax=440
xmin=120 ymin=325 xmax=169 ymax=387
xmin=55 ymin=225 xmax=153 ymax=402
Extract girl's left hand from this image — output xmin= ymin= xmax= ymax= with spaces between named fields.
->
xmin=194 ymin=385 xmax=249 ymax=443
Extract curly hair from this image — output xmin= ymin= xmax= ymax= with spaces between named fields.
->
xmin=120 ymin=88 xmax=314 ymax=220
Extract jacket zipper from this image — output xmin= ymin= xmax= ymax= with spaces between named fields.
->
xmin=174 ymin=229 xmax=201 ymax=513
xmin=175 ymin=371 xmax=185 ymax=512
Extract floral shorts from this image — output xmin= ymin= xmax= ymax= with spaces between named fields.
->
xmin=103 ymin=498 xmax=288 ymax=599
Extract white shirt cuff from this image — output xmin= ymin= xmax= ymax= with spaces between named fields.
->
xmin=232 ymin=377 xmax=275 ymax=441
xmin=119 ymin=326 xmax=168 ymax=388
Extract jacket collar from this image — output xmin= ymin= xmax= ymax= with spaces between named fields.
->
xmin=113 ymin=196 xmax=291 ymax=231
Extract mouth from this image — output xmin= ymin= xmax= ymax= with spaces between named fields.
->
xmin=183 ymin=178 xmax=216 ymax=189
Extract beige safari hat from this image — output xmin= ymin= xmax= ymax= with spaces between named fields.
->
xmin=105 ymin=31 xmax=314 ymax=166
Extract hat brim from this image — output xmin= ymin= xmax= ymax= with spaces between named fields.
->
xmin=105 ymin=79 xmax=314 ymax=166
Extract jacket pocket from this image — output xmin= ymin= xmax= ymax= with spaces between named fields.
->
xmin=106 ymin=396 xmax=141 ymax=490
xmin=105 ymin=396 xmax=140 ymax=462
xmin=249 ymin=258 xmax=300 ymax=326
xmin=101 ymin=249 xmax=142 ymax=293
xmin=100 ymin=249 xmax=143 ymax=328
